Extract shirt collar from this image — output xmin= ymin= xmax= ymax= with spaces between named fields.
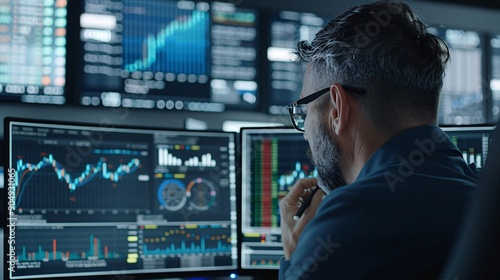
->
xmin=356 ymin=125 xmax=461 ymax=180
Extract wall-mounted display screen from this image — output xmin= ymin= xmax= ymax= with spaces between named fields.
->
xmin=0 ymin=0 xmax=67 ymax=104
xmin=430 ymin=27 xmax=486 ymax=125
xmin=78 ymin=0 xmax=259 ymax=112
xmin=490 ymin=34 xmax=500 ymax=122
xmin=267 ymin=11 xmax=329 ymax=115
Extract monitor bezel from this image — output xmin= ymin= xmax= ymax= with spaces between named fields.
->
xmin=440 ymin=125 xmax=496 ymax=133
xmin=428 ymin=25 xmax=489 ymax=126
xmin=237 ymin=126 xmax=304 ymax=277
xmin=73 ymin=0 xmax=261 ymax=113
xmin=3 ymin=116 xmax=239 ymax=280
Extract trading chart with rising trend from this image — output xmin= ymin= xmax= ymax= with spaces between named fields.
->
xmin=79 ymin=0 xmax=259 ymax=111
xmin=123 ymin=0 xmax=209 ymax=74
xmin=7 ymin=119 xmax=238 ymax=279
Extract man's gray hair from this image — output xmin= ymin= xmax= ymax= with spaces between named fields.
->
xmin=296 ymin=0 xmax=449 ymax=133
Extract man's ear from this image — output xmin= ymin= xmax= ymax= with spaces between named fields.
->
xmin=328 ymin=83 xmax=350 ymax=135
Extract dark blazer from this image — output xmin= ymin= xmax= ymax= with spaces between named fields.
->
xmin=279 ymin=125 xmax=478 ymax=280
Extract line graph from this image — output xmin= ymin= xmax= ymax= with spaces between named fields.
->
xmin=12 ymin=148 xmax=149 ymax=211
xmin=122 ymin=1 xmax=209 ymax=74
xmin=16 ymin=154 xmax=140 ymax=193
xmin=278 ymin=161 xmax=317 ymax=191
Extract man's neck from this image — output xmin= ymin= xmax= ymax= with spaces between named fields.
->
xmin=344 ymin=120 xmax=435 ymax=184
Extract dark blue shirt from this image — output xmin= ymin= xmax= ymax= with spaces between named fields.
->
xmin=279 ymin=125 xmax=478 ymax=280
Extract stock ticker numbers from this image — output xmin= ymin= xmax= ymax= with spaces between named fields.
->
xmin=240 ymin=128 xmax=316 ymax=270
xmin=0 ymin=0 xmax=67 ymax=104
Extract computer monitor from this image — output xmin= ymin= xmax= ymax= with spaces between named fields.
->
xmin=4 ymin=118 xmax=237 ymax=279
xmin=239 ymin=126 xmax=315 ymax=273
xmin=0 ymin=140 xmax=3 ymax=268
xmin=429 ymin=27 xmax=487 ymax=125
xmin=490 ymin=34 xmax=500 ymax=122
xmin=237 ymin=125 xmax=495 ymax=276
xmin=0 ymin=139 xmax=3 ymax=214
xmin=77 ymin=0 xmax=259 ymax=112
xmin=441 ymin=126 xmax=496 ymax=172
xmin=266 ymin=11 xmax=330 ymax=115
xmin=0 ymin=0 xmax=67 ymax=104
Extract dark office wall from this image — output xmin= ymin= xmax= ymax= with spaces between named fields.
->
xmin=247 ymin=0 xmax=500 ymax=33
xmin=0 ymin=0 xmax=499 ymax=135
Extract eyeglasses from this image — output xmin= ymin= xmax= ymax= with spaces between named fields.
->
xmin=288 ymin=85 xmax=366 ymax=131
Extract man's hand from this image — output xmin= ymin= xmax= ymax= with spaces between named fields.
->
xmin=280 ymin=177 xmax=324 ymax=259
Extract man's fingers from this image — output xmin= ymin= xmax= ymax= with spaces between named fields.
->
xmin=288 ymin=177 xmax=318 ymax=200
xmin=300 ymin=188 xmax=324 ymax=222
xmin=280 ymin=178 xmax=324 ymax=259
xmin=280 ymin=177 xmax=318 ymax=216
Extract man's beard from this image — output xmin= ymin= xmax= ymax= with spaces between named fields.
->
xmin=306 ymin=121 xmax=346 ymax=194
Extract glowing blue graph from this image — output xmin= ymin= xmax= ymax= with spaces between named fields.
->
xmin=278 ymin=162 xmax=317 ymax=190
xmin=17 ymin=234 xmax=120 ymax=261
xmin=15 ymin=154 xmax=141 ymax=206
xmin=123 ymin=3 xmax=209 ymax=74
xmin=143 ymin=227 xmax=231 ymax=255
xmin=143 ymin=239 xmax=231 ymax=255
xmin=93 ymin=148 xmax=143 ymax=156
xmin=15 ymin=226 xmax=129 ymax=264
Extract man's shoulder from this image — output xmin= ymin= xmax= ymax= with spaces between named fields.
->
xmin=290 ymin=166 xmax=478 ymax=280
xmin=322 ymin=169 xmax=478 ymax=215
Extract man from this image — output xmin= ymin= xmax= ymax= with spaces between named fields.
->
xmin=279 ymin=1 xmax=479 ymax=279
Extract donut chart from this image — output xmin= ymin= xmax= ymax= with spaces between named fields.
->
xmin=157 ymin=179 xmax=187 ymax=211
xmin=186 ymin=178 xmax=217 ymax=211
